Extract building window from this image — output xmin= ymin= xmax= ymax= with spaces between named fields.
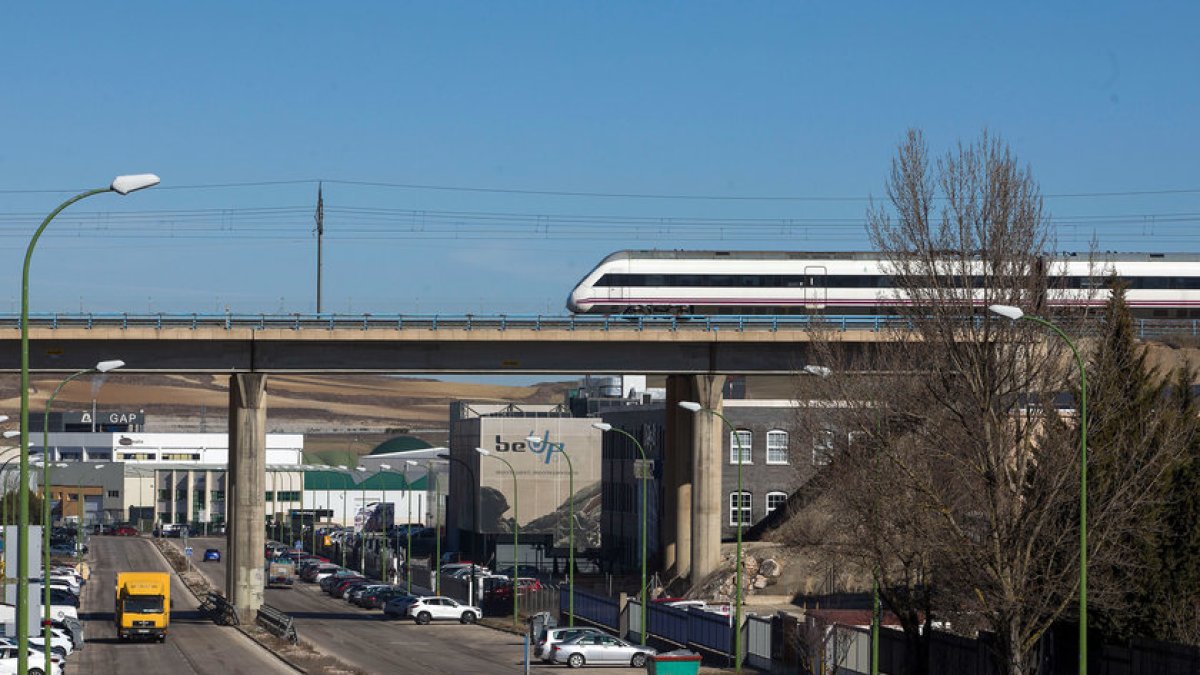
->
xmin=766 ymin=491 xmax=788 ymax=515
xmin=265 ymin=491 xmax=275 ymax=502
xmin=162 ymin=453 xmax=201 ymax=461
xmin=107 ymin=490 xmax=120 ymax=498
xmin=729 ymin=491 xmax=752 ymax=526
xmin=729 ymin=430 xmax=752 ymax=464
xmin=766 ymin=430 xmax=789 ymax=464
xmin=210 ymin=490 xmax=225 ymax=502
xmin=158 ymin=489 xmax=170 ymax=501
xmin=121 ymin=452 xmax=156 ymax=461
xmin=813 ymin=428 xmax=835 ymax=466
xmin=276 ymin=491 xmax=300 ymax=502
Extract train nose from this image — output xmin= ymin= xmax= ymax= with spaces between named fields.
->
xmin=566 ymin=292 xmax=581 ymax=313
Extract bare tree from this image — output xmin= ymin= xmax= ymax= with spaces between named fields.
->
xmin=791 ymin=129 xmax=1165 ymax=675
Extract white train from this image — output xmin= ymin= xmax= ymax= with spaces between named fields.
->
xmin=566 ymin=250 xmax=1200 ymax=318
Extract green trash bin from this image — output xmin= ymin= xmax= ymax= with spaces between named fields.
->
xmin=646 ymin=652 xmax=702 ymax=675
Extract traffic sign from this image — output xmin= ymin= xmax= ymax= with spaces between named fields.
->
xmin=184 ymin=546 xmax=193 ymax=557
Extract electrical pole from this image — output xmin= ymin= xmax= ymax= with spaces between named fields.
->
xmin=315 ymin=182 xmax=324 ymax=313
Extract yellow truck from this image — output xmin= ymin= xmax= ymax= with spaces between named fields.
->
xmin=115 ymin=572 xmax=170 ymax=642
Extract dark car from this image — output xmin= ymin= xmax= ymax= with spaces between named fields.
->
xmin=331 ymin=578 xmax=370 ymax=599
xmin=112 ymin=525 xmax=138 ymax=537
xmin=358 ymin=586 xmax=408 ymax=609
xmin=203 ymin=548 xmax=221 ymax=562
xmin=321 ymin=572 xmax=362 ymax=593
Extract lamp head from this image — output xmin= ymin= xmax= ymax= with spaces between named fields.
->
xmin=678 ymin=401 xmax=703 ymax=412
xmin=356 ymin=466 xmax=367 ymax=472
xmin=988 ymin=304 xmax=1025 ymax=320
xmin=94 ymin=464 xmax=106 ymax=469
xmin=379 ymin=463 xmax=392 ymax=470
xmin=95 ymin=359 xmax=125 ymax=373
xmin=474 ymin=448 xmax=491 ymax=456
xmin=2 ymin=430 xmax=18 ymax=439
xmin=591 ymin=422 xmax=613 ymax=431
xmin=406 ymin=459 xmax=419 ymax=466
xmin=803 ymin=365 xmax=832 ymax=378
xmin=110 ymin=174 xmax=160 ymax=195
xmin=0 ymin=415 xmax=8 ymax=424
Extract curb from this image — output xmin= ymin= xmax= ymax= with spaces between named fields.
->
xmin=147 ymin=537 xmax=307 ymax=674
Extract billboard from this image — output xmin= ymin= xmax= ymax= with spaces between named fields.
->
xmin=452 ymin=417 xmax=602 ymax=549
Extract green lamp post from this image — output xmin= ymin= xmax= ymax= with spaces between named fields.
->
xmin=476 ymin=448 xmax=519 ymax=628
xmin=592 ymin=422 xmax=649 ymax=644
xmin=990 ymin=303 xmax=1089 ymax=675
xmin=18 ymin=173 xmax=158 ymax=672
xmin=679 ymin=401 xmax=745 ymax=673
xmin=41 ymin=360 xmax=122 ymax=675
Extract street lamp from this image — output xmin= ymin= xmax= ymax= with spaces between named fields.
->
xmin=592 ymin=422 xmax=649 ymax=644
xmin=404 ymin=461 xmax=419 ymax=593
xmin=0 ymin=431 xmax=23 ymax=527
xmin=678 ymin=401 xmax=746 ymax=673
xmin=355 ymin=466 xmax=368 ymax=574
xmin=475 ymin=447 xmax=519 ymax=628
xmin=529 ymin=434 xmax=575 ymax=627
xmin=989 ymin=303 xmax=1089 ymax=675
xmin=437 ymin=452 xmax=481 ymax=601
xmin=41 ymin=359 xmax=122 ymax=675
xmin=19 ymin=173 xmax=158 ymax=672
xmin=378 ymin=464 xmax=394 ymax=583
xmin=428 ymin=460 xmax=444 ymax=592
xmin=336 ymin=465 xmax=351 ymax=568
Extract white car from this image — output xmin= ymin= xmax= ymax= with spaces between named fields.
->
xmin=0 ymin=631 xmax=72 ymax=657
xmin=406 ymin=596 xmax=481 ymax=625
xmin=0 ymin=641 xmax=66 ymax=675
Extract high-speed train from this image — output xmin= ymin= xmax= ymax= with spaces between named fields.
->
xmin=566 ymin=250 xmax=1200 ymax=318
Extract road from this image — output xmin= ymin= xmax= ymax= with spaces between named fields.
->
xmin=70 ymin=535 xmax=292 ymax=675
xmin=174 ymin=536 xmax=643 ymax=675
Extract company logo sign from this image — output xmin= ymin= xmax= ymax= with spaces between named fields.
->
xmin=494 ymin=431 xmax=565 ymax=464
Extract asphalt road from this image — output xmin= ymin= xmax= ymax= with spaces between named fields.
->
xmin=174 ymin=536 xmax=644 ymax=675
xmin=69 ymin=535 xmax=292 ymax=675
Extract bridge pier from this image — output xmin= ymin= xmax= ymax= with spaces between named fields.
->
xmin=663 ymin=375 xmax=693 ymax=580
xmin=226 ymin=373 xmax=267 ymax=623
xmin=689 ymin=374 xmax=725 ymax=588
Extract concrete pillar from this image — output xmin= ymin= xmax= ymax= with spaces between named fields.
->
xmin=226 ymin=373 xmax=267 ymax=623
xmin=690 ymin=374 xmax=725 ymax=586
xmin=663 ymin=375 xmax=693 ymax=580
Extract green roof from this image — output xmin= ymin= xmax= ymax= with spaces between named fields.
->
xmin=368 ymin=436 xmax=433 ymax=456
xmin=303 ymin=469 xmax=427 ymax=491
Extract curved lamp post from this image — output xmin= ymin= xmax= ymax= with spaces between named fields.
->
xmin=404 ymin=461 xmax=418 ymax=593
xmin=436 ymin=453 xmax=481 ymax=601
xmin=592 ymin=422 xmax=648 ymax=644
xmin=990 ymin=303 xmax=1088 ymax=675
xmin=475 ymin=448 xmax=519 ymax=628
xmin=378 ymin=464 xmax=394 ymax=583
xmin=427 ymin=460 xmax=443 ymax=592
xmin=41 ymin=359 xmax=122 ymax=675
xmin=355 ymin=466 xmax=368 ymax=574
xmin=528 ymin=435 xmax=574 ymax=626
xmin=19 ymin=173 xmax=158 ymax=671
xmin=679 ymin=401 xmax=746 ymax=673
xmin=0 ymin=429 xmax=22 ymax=528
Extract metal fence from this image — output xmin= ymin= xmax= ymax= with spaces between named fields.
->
xmin=745 ymin=615 xmax=773 ymax=672
xmin=561 ymin=588 xmax=621 ymax=631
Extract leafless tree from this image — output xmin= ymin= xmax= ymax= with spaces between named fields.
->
xmin=787 ymin=130 xmax=1181 ymax=675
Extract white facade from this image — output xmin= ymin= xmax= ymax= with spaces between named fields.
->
xmin=36 ymin=432 xmax=304 ymax=466
xmin=303 ymin=488 xmax=426 ymax=529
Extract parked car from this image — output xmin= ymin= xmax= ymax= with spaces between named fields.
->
xmin=535 ymin=626 xmax=607 ymax=663
xmin=203 ymin=548 xmax=221 ymax=562
xmin=381 ymin=593 xmax=420 ymax=619
xmin=0 ymin=640 xmax=65 ymax=675
xmin=330 ymin=577 xmax=368 ymax=598
xmin=496 ymin=565 xmax=542 ymax=578
xmin=486 ymin=577 xmax=543 ymax=599
xmin=319 ymin=570 xmax=360 ymax=593
xmin=550 ymin=633 xmax=656 ymax=668
xmin=112 ymin=525 xmax=139 ymax=537
xmin=359 ymin=586 xmax=408 ymax=610
xmin=406 ymin=596 xmax=481 ymax=625
xmin=346 ymin=583 xmax=387 ymax=604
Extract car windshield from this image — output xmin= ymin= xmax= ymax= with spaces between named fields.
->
xmin=124 ymin=595 xmax=164 ymax=613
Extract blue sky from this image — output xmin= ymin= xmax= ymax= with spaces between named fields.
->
xmin=2 ymin=2 xmax=1198 ymax=317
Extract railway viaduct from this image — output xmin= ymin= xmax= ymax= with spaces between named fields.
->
xmin=1 ymin=312 xmax=905 ymax=620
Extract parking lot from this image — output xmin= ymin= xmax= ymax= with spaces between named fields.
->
xmin=174 ymin=537 xmax=647 ymax=674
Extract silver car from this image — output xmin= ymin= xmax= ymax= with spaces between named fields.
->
xmin=551 ymin=633 xmax=656 ymax=668
xmin=535 ymin=626 xmax=606 ymax=663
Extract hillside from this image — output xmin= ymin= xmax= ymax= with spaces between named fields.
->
xmin=0 ymin=373 xmax=575 ymax=446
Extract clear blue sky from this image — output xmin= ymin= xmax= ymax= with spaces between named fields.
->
xmin=2 ymin=2 xmax=1198 ymax=317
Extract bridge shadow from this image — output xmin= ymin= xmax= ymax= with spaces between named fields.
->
xmin=287 ymin=610 xmax=400 ymax=622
